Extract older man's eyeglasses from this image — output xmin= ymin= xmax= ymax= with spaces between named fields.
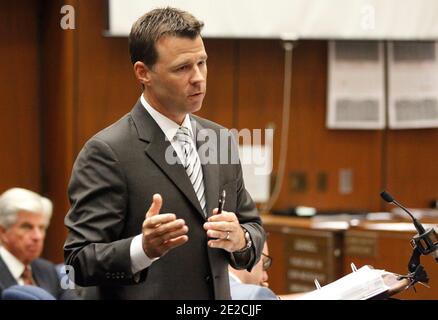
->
xmin=261 ymin=253 xmax=272 ymax=271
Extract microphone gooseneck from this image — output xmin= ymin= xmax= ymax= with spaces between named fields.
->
xmin=380 ymin=190 xmax=425 ymax=233
xmin=381 ymin=190 xmax=438 ymax=261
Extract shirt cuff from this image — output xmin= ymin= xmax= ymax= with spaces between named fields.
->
xmin=130 ymin=234 xmax=159 ymax=274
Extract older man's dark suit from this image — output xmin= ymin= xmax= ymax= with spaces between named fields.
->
xmin=64 ymin=100 xmax=265 ymax=299
xmin=0 ymin=257 xmax=78 ymax=300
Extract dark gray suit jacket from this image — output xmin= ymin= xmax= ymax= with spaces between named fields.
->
xmin=64 ymin=100 xmax=265 ymax=300
xmin=0 ymin=257 xmax=79 ymax=300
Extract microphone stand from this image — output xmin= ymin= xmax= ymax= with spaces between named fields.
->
xmin=399 ymin=246 xmax=429 ymax=291
xmin=380 ymin=191 xmax=431 ymax=291
xmin=399 ymin=227 xmax=436 ymax=290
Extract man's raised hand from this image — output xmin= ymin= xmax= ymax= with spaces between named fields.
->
xmin=142 ymin=194 xmax=189 ymax=258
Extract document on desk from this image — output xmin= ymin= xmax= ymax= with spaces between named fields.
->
xmin=296 ymin=265 xmax=390 ymax=300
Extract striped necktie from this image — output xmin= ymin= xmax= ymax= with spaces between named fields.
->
xmin=175 ymin=126 xmax=207 ymax=216
xmin=22 ymin=265 xmax=36 ymax=285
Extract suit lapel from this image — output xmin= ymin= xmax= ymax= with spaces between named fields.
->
xmin=131 ymin=101 xmax=205 ymax=219
xmin=192 ymin=117 xmax=219 ymax=218
xmin=31 ymin=260 xmax=53 ymax=294
xmin=0 ymin=257 xmax=18 ymax=290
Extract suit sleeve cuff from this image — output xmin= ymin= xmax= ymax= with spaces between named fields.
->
xmin=130 ymin=234 xmax=159 ymax=274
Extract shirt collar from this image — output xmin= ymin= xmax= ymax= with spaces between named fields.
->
xmin=228 ymin=271 xmax=243 ymax=284
xmin=140 ymin=95 xmax=194 ymax=142
xmin=0 ymin=246 xmax=25 ymax=282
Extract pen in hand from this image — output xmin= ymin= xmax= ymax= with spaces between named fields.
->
xmin=206 ymin=190 xmax=227 ymax=241
xmin=217 ymin=190 xmax=226 ymax=214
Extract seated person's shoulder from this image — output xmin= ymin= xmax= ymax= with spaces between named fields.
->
xmin=32 ymin=257 xmax=56 ymax=270
xmin=230 ymin=282 xmax=278 ymax=300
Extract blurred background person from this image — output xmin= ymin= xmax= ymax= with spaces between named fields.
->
xmin=229 ymin=240 xmax=304 ymax=300
xmin=0 ymin=188 xmax=79 ymax=300
xmin=229 ymin=241 xmax=278 ymax=299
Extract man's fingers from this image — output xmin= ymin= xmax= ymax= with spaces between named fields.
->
xmin=152 ymin=220 xmax=188 ymax=239
xmin=208 ymin=210 xmax=235 ymax=222
xmin=163 ymin=235 xmax=189 ymax=250
xmin=144 ymin=213 xmax=176 ymax=228
xmin=146 ymin=194 xmax=162 ymax=218
xmin=207 ymin=238 xmax=231 ymax=251
xmin=206 ymin=230 xmax=228 ymax=240
xmin=203 ymin=221 xmax=231 ymax=232
xmin=159 ymin=226 xmax=189 ymax=243
xmin=143 ymin=232 xmax=189 ymax=258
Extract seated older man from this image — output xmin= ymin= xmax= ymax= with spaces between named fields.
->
xmin=0 ymin=188 xmax=79 ymax=299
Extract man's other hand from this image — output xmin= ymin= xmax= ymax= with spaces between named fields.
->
xmin=203 ymin=209 xmax=246 ymax=252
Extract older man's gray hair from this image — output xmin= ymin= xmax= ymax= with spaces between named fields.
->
xmin=0 ymin=188 xmax=53 ymax=229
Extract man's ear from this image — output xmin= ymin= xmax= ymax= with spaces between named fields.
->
xmin=133 ymin=61 xmax=152 ymax=87
xmin=0 ymin=225 xmax=8 ymax=244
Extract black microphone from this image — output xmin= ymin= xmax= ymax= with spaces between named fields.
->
xmin=380 ymin=190 xmax=438 ymax=262
xmin=380 ymin=191 xmax=425 ymax=233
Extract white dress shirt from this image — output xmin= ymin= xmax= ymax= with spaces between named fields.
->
xmin=0 ymin=246 xmax=26 ymax=285
xmin=228 ymin=271 xmax=243 ymax=284
xmin=130 ymin=95 xmax=196 ymax=275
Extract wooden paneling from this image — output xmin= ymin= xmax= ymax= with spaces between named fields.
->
xmin=385 ymin=129 xmax=438 ymax=208
xmin=344 ymin=225 xmax=438 ymax=300
xmin=76 ymin=0 xmax=139 ymax=151
xmin=237 ymin=40 xmax=383 ymax=212
xmin=282 ymin=41 xmax=383 ymax=211
xmin=0 ymin=1 xmax=41 ymax=193
xmin=237 ymin=39 xmax=284 ymax=159
xmin=198 ymin=39 xmax=236 ymax=128
xmin=40 ymin=0 xmax=77 ymax=263
xmin=266 ymin=231 xmax=288 ymax=294
xmin=263 ymin=215 xmax=344 ymax=295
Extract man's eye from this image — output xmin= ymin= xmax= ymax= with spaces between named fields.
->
xmin=177 ymin=65 xmax=189 ymax=71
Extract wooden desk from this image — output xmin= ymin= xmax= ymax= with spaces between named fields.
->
xmin=262 ymin=215 xmax=438 ymax=299
xmin=344 ymin=221 xmax=438 ymax=300
xmin=262 ymin=215 xmax=346 ymax=294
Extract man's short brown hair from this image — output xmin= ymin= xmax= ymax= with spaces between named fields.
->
xmin=129 ymin=7 xmax=204 ymax=68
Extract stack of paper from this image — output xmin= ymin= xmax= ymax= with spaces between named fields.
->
xmin=296 ymin=265 xmax=390 ymax=300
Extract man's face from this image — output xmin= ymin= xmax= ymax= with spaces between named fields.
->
xmin=145 ymin=35 xmax=207 ymax=123
xmin=245 ymin=243 xmax=270 ymax=287
xmin=257 ymin=243 xmax=270 ymax=287
xmin=0 ymin=211 xmax=47 ymax=265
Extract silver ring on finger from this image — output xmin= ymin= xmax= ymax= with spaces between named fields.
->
xmin=226 ymin=231 xmax=230 ymax=240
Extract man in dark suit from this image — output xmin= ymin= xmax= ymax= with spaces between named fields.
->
xmin=0 ymin=188 xmax=78 ymax=300
xmin=64 ymin=7 xmax=265 ymax=299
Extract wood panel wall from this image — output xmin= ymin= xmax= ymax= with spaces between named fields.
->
xmin=236 ymin=40 xmax=384 ymax=212
xmin=385 ymin=129 xmax=438 ymax=209
xmin=75 ymin=0 xmax=139 ymax=149
xmin=1 ymin=0 xmax=437 ymax=264
xmin=0 ymin=1 xmax=41 ymax=193
xmin=40 ymin=0 xmax=77 ymax=262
